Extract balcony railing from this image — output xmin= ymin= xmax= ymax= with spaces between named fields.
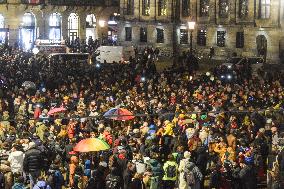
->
xmin=48 ymin=0 xmax=105 ymax=6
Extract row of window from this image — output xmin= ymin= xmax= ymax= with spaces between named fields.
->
xmin=125 ymin=27 xmax=245 ymax=48
xmin=124 ymin=0 xmax=270 ymax=19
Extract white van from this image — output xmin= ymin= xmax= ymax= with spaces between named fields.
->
xmin=95 ymin=46 xmax=135 ymax=63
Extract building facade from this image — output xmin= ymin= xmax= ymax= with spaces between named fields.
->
xmin=119 ymin=0 xmax=284 ymax=63
xmin=0 ymin=0 xmax=118 ymax=50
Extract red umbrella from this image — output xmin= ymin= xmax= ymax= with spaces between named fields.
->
xmin=48 ymin=107 xmax=66 ymax=116
xmin=104 ymin=108 xmax=135 ymax=121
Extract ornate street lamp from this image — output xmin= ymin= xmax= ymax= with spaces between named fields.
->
xmin=188 ymin=21 xmax=195 ymax=53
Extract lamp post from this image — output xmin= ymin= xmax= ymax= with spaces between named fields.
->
xmin=188 ymin=21 xmax=195 ymax=53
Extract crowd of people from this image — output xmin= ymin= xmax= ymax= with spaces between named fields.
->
xmin=0 ymin=45 xmax=283 ymax=189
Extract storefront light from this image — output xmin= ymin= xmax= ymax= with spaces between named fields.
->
xmin=99 ymin=20 xmax=105 ymax=27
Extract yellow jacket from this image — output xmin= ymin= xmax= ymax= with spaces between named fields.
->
xmin=163 ymin=123 xmax=174 ymax=136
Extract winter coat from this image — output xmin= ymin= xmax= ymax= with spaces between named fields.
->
xmin=23 ymin=148 xmax=43 ymax=173
xmin=8 ymin=150 xmax=24 ymax=173
xmin=130 ymin=178 xmax=145 ymax=189
xmin=133 ymin=160 xmax=146 ymax=174
xmin=162 ymin=161 xmax=178 ymax=181
xmin=178 ymin=158 xmax=190 ymax=189
xmin=36 ymin=124 xmax=47 ymax=141
xmin=239 ymin=164 xmax=257 ymax=189
xmin=163 ymin=123 xmax=174 ymax=136
xmin=12 ymin=183 xmax=26 ymax=189
xmin=33 ymin=181 xmax=52 ymax=189
xmin=148 ymin=159 xmax=163 ymax=177
xmin=0 ymin=163 xmax=13 ymax=189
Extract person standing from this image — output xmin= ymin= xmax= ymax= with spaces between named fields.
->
xmin=178 ymin=151 xmax=191 ymax=189
xmin=8 ymin=144 xmax=24 ymax=174
xmin=162 ymin=154 xmax=178 ymax=189
xmin=23 ymin=142 xmax=43 ymax=189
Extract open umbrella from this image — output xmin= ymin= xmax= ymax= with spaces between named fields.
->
xmin=73 ymin=138 xmax=110 ymax=152
xmin=48 ymin=107 xmax=66 ymax=116
xmin=22 ymin=81 xmax=36 ymax=89
xmin=104 ymin=108 xmax=135 ymax=121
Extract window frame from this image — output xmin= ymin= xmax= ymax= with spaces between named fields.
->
xmin=217 ymin=30 xmax=226 ymax=47
xmin=125 ymin=27 xmax=132 ymax=41
xmin=180 ymin=29 xmax=189 ymax=44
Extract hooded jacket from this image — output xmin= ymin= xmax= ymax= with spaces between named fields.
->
xmin=23 ymin=147 xmax=43 ymax=173
xmin=8 ymin=150 xmax=24 ymax=173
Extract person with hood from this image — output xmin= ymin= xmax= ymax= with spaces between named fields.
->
xmin=178 ymin=151 xmax=191 ymax=189
xmin=12 ymin=175 xmax=26 ymax=189
xmin=23 ymin=141 xmax=43 ymax=189
xmin=162 ymin=154 xmax=178 ymax=189
xmin=8 ymin=144 xmax=24 ymax=174
xmin=33 ymin=176 xmax=52 ymax=189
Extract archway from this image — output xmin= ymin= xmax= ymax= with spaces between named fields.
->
xmin=68 ymin=13 xmax=79 ymax=42
xmin=49 ymin=13 xmax=62 ymax=40
xmin=20 ymin=12 xmax=36 ymax=50
xmin=86 ymin=14 xmax=96 ymax=43
xmin=256 ymin=35 xmax=267 ymax=60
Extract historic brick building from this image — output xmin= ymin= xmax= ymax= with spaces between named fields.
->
xmin=0 ymin=0 xmax=118 ymax=49
xmin=118 ymin=0 xmax=284 ymax=63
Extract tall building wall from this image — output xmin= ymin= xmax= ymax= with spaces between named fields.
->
xmin=119 ymin=0 xmax=284 ymax=63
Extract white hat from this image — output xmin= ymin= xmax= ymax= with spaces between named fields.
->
xmin=266 ymin=119 xmax=272 ymax=124
xmin=184 ymin=151 xmax=191 ymax=159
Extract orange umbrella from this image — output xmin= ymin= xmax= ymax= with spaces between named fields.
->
xmin=73 ymin=138 xmax=110 ymax=152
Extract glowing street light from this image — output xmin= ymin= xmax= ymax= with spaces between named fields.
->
xmin=188 ymin=21 xmax=196 ymax=53
xmin=99 ymin=20 xmax=105 ymax=27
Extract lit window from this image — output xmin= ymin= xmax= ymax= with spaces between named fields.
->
xmin=182 ymin=0 xmax=190 ymax=17
xmin=239 ymin=0 xmax=248 ymax=18
xmin=260 ymin=0 xmax=270 ymax=19
xmin=49 ymin=13 xmax=61 ymax=40
xmin=140 ymin=27 xmax=147 ymax=42
xmin=200 ymin=0 xmax=209 ymax=17
xmin=197 ymin=29 xmax=206 ymax=46
xmin=0 ymin=14 xmax=4 ymax=28
xmin=142 ymin=0 xmax=151 ymax=16
xmin=180 ymin=29 xmax=188 ymax=44
xmin=68 ymin=13 xmax=79 ymax=41
xmin=219 ymin=0 xmax=229 ymax=18
xmin=236 ymin=32 xmax=244 ymax=48
xmin=158 ymin=0 xmax=168 ymax=16
xmin=217 ymin=31 xmax=226 ymax=47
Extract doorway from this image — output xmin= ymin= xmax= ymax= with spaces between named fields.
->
xmin=256 ymin=35 xmax=267 ymax=60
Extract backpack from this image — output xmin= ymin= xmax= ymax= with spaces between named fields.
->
xmin=106 ymin=175 xmax=120 ymax=189
xmin=184 ymin=163 xmax=196 ymax=186
xmin=35 ymin=183 xmax=47 ymax=189
xmin=166 ymin=164 xmax=177 ymax=178
xmin=54 ymin=170 xmax=64 ymax=186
